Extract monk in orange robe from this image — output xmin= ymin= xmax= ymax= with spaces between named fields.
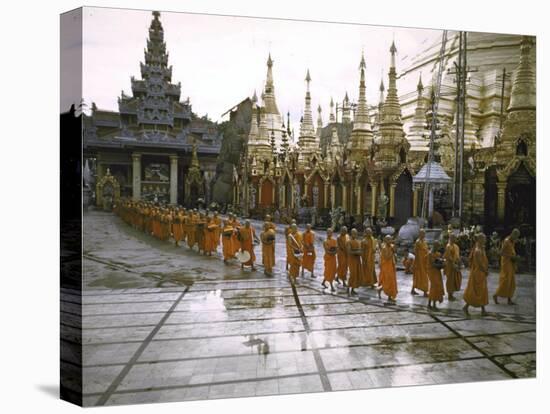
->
xmin=463 ymin=233 xmax=489 ymax=316
xmin=196 ymin=212 xmax=207 ymax=254
xmin=287 ymin=223 xmax=303 ymax=282
xmin=239 ymin=220 xmax=257 ymax=271
xmin=186 ymin=210 xmax=197 ymax=249
xmin=377 ymin=235 xmax=397 ymax=302
xmin=361 ymin=227 xmax=377 ymax=288
xmin=412 ymin=229 xmax=429 ymax=296
xmin=494 ymin=228 xmax=520 ymax=305
xmin=212 ymin=211 xmax=222 ymax=248
xmin=204 ymin=215 xmax=218 ymax=256
xmin=336 ymin=226 xmax=349 ymax=287
xmin=152 ymin=209 xmax=160 ymax=239
xmin=229 ymin=214 xmax=242 ymax=256
xmin=179 ymin=209 xmax=187 ymax=243
xmin=260 ymin=222 xmax=276 ymax=276
xmin=443 ymin=234 xmax=462 ymax=301
xmin=346 ymin=228 xmax=363 ymax=295
xmin=221 ymin=219 xmax=235 ymax=263
xmin=301 ymin=224 xmax=316 ymax=278
xmin=285 ymin=219 xmax=297 ymax=271
xmin=172 ymin=209 xmax=184 ymax=246
xmin=322 ymin=228 xmax=337 ymax=292
xmin=427 ymin=241 xmax=445 ymax=309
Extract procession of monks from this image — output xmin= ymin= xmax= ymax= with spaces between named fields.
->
xmin=115 ymin=199 xmax=522 ymax=315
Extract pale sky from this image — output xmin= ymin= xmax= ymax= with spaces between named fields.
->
xmin=80 ymin=7 xmax=442 ymax=125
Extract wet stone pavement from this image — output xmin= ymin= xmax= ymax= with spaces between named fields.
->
xmin=63 ymin=211 xmax=536 ymax=406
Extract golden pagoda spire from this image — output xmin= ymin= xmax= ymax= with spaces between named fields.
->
xmin=263 ymin=53 xmax=280 ymax=114
xmin=329 ymin=97 xmax=336 ymax=123
xmin=381 ymin=40 xmax=403 ymax=128
xmin=407 ymin=73 xmax=429 ymax=151
xmin=299 ymin=69 xmax=316 ymax=145
xmin=352 ymin=50 xmax=371 ymax=131
xmin=349 ymin=50 xmax=373 ymax=162
xmin=377 ymin=40 xmax=407 ymax=168
xmin=316 ymin=104 xmax=323 ymax=136
xmin=507 ymin=36 xmax=536 ymax=112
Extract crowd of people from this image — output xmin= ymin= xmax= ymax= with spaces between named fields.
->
xmin=115 ymin=198 xmax=522 ymax=316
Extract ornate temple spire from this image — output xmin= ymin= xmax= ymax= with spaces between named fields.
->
xmin=299 ymin=69 xmax=316 ymax=142
xmin=380 ymin=41 xmax=403 ymax=129
xmin=507 ymin=36 xmax=536 ymax=112
xmin=349 ymin=51 xmax=374 ymax=162
xmin=316 ymin=104 xmax=323 ymax=137
xmin=342 ymin=91 xmax=351 ymax=124
xmin=247 ymin=104 xmax=259 ymax=145
xmin=263 ymin=53 xmax=280 ymax=114
xmin=407 ymin=73 xmax=429 ymax=151
xmin=417 ymin=73 xmax=424 ymax=93
xmin=377 ymin=40 xmax=407 ymax=168
xmin=379 ymin=77 xmax=385 ymax=105
xmin=352 ymin=51 xmax=371 ymax=132
xmin=329 ymin=97 xmax=336 ymax=123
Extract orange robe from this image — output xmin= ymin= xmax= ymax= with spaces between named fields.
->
xmin=495 ymin=237 xmax=517 ymax=298
xmin=212 ymin=216 xmax=222 ymax=247
xmin=287 ymin=232 xmax=303 ymax=279
xmin=463 ymin=247 xmax=489 ymax=307
xmin=427 ymin=252 xmax=444 ymax=302
xmin=302 ymin=230 xmax=316 ymax=272
xmin=261 ymin=231 xmax=275 ymax=274
xmin=336 ymin=234 xmax=349 ymax=281
xmin=413 ymin=238 xmax=429 ymax=293
xmin=347 ymin=239 xmax=363 ymax=289
xmin=443 ymin=243 xmax=462 ymax=294
xmin=221 ymin=223 xmax=234 ymax=260
xmin=181 ymin=214 xmax=188 ymax=242
xmin=197 ymin=219 xmax=207 ymax=252
xmin=172 ymin=215 xmax=184 ymax=244
xmin=378 ymin=243 xmax=397 ymax=299
xmin=154 ymin=214 xmax=161 ymax=239
xmin=285 ymin=226 xmax=292 ymax=267
xmin=204 ymin=219 xmax=218 ymax=254
xmin=187 ymin=214 xmax=197 ymax=248
xmin=323 ymin=237 xmax=337 ymax=282
xmin=230 ymin=219 xmax=241 ymax=256
xmin=361 ymin=236 xmax=377 ymax=286
xmin=239 ymin=227 xmax=256 ymax=266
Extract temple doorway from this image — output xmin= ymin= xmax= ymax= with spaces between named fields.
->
xmin=506 ymin=163 xmax=535 ymax=233
xmin=394 ymin=170 xmax=413 ymax=226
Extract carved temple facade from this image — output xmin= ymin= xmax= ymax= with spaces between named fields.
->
xmin=83 ymin=11 xmax=222 ymax=207
xmin=232 ymin=34 xmax=536 ymax=234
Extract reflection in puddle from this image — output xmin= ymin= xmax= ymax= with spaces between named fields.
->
xmin=242 ymin=335 xmax=270 ymax=366
xmin=189 ymin=289 xmax=226 ymax=312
